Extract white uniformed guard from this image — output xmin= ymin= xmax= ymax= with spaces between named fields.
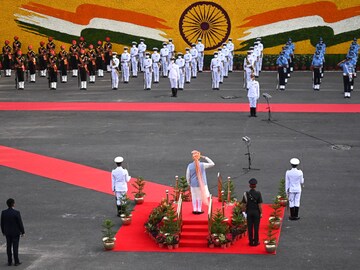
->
xmin=121 ymin=47 xmax=130 ymax=83
xmin=112 ymin=156 xmax=131 ymax=216
xmin=143 ymin=52 xmax=152 ymax=90
xmin=160 ymin=42 xmax=169 ymax=77
xmin=184 ymin=48 xmax=192 ymax=83
xmin=196 ymin=38 xmax=205 ymax=72
xmin=190 ymin=43 xmax=198 ymax=78
xmin=244 ymin=50 xmax=255 ymax=89
xmin=186 ymin=150 xmax=215 ymax=214
xmin=130 ymin=41 xmax=139 ymax=77
xmin=217 ymin=48 xmax=225 ymax=83
xmin=222 ymin=43 xmax=230 ymax=78
xmin=175 ymin=52 xmax=185 ymax=90
xmin=227 ymin=38 xmax=234 ymax=72
xmin=247 ymin=74 xmax=260 ymax=117
xmin=110 ymin=52 xmax=120 ymax=90
xmin=151 ymin=48 xmax=161 ymax=83
xmin=167 ymin=38 xmax=175 ymax=63
xmin=138 ymin=39 xmax=147 ymax=72
xmin=167 ymin=57 xmax=180 ymax=97
xmin=210 ymin=51 xmax=221 ymax=90
xmin=285 ymin=158 xmax=304 ymax=220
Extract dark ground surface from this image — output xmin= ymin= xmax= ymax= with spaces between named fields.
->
xmin=0 ymin=71 xmax=360 ymax=270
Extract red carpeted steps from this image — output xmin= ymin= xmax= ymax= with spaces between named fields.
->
xmin=180 ymin=219 xmax=208 ymax=248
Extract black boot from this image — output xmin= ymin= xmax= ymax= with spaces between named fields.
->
xmin=249 ymin=108 xmax=253 ymax=117
xmin=174 ymin=88 xmax=178 ymax=97
xmin=116 ymin=205 xmax=121 ymax=217
xmin=171 ymin=88 xmax=176 ymax=97
xmin=289 ymin=207 xmax=295 ymax=220
xmin=253 ymin=107 xmax=257 ymax=117
xmin=294 ymin=207 xmax=300 ymax=220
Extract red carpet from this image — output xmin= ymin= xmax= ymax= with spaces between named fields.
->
xmin=1 ymin=102 xmax=360 ymax=113
xmin=1 ymin=145 xmax=284 ymax=254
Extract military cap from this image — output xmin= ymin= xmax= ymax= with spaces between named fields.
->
xmin=171 ymin=57 xmax=175 ymax=60
xmin=169 ymin=38 xmax=173 ymax=41
xmin=247 ymin=50 xmax=253 ymax=54
xmin=217 ymin=48 xmax=222 ymax=50
xmin=256 ymin=37 xmax=262 ymax=41
xmin=223 ymin=43 xmax=227 ymax=46
xmin=162 ymin=42 xmax=167 ymax=45
xmin=112 ymin=52 xmax=117 ymax=55
xmin=249 ymin=178 xmax=257 ymax=185
xmin=198 ymin=38 xmax=202 ymax=41
xmin=290 ymin=158 xmax=300 ymax=165
xmin=153 ymin=47 xmax=158 ymax=51
xmin=140 ymin=38 xmax=145 ymax=42
xmin=132 ymin=41 xmax=137 ymax=45
xmin=185 ymin=48 xmax=190 ymax=51
xmin=145 ymin=52 xmax=150 ymax=55
xmin=228 ymin=38 xmax=233 ymax=41
xmin=191 ymin=43 xmax=196 ymax=46
xmin=213 ymin=51 xmax=218 ymax=55
xmin=177 ymin=52 xmax=183 ymax=55
xmin=114 ymin=156 xmax=124 ymax=163
xmin=124 ymin=47 xmax=128 ymax=50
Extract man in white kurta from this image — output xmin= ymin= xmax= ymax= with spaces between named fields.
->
xmin=285 ymin=158 xmax=304 ymax=220
xmin=186 ymin=150 xmax=215 ymax=214
xmin=111 ymin=156 xmax=131 ymax=216
xmin=247 ymin=74 xmax=260 ymax=117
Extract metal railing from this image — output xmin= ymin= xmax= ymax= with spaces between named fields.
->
xmin=207 ymin=194 xmax=213 ymax=233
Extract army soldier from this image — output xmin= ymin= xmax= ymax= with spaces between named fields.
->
xmin=87 ymin=44 xmax=96 ymax=83
xmin=151 ymin=48 xmax=160 ymax=83
xmin=190 ymin=43 xmax=198 ymax=78
xmin=78 ymin=49 xmax=88 ymax=90
xmin=338 ymin=57 xmax=354 ymax=98
xmin=58 ymin=45 xmax=68 ymax=83
xmin=160 ymin=42 xmax=169 ymax=77
xmin=241 ymin=178 xmax=263 ymax=246
xmin=227 ymin=38 xmax=234 ymax=72
xmin=96 ymin=41 xmax=105 ymax=77
xmin=26 ymin=45 xmax=36 ymax=83
xmin=69 ymin=40 xmax=79 ymax=77
xmin=210 ymin=51 xmax=221 ymax=90
xmin=46 ymin=37 xmax=56 ymax=54
xmin=247 ymin=74 xmax=260 ymax=117
xmin=196 ymin=38 xmax=205 ymax=72
xmin=167 ymin=57 xmax=180 ymax=97
xmin=186 ymin=150 xmax=214 ymax=214
xmin=110 ymin=52 xmax=120 ymax=90
xmin=184 ymin=48 xmax=192 ymax=83
xmin=176 ymin=52 xmax=185 ymax=90
xmin=14 ymin=50 xmax=25 ymax=90
xmin=276 ymin=52 xmax=288 ymax=90
xmin=2 ymin=40 xmax=12 ymax=77
xmin=130 ymin=41 xmax=139 ymax=77
xmin=12 ymin=36 xmax=21 ymax=56
xmin=121 ymin=47 xmax=130 ymax=83
xmin=167 ymin=38 xmax=175 ymax=63
xmin=138 ymin=39 xmax=147 ymax=72
xmin=47 ymin=50 xmax=58 ymax=90
xmin=111 ymin=156 xmax=131 ymax=217
xmin=143 ymin=52 xmax=152 ymax=90
xmin=38 ymin=41 xmax=48 ymax=77
xmin=285 ymin=158 xmax=304 ymax=221
xmin=79 ymin=36 xmax=87 ymax=50
xmin=104 ymin=37 xmax=112 ymax=72
xmin=311 ymin=50 xmax=323 ymax=90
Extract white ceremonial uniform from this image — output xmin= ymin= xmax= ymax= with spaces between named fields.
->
xmin=247 ymin=79 xmax=260 ymax=108
xmin=210 ymin=56 xmax=221 ymax=89
xmin=143 ymin=56 xmax=152 ymax=90
xmin=196 ymin=42 xmax=205 ymax=71
xmin=160 ymin=46 xmax=169 ymax=77
xmin=167 ymin=42 xmax=175 ymax=62
xmin=253 ymin=45 xmax=261 ymax=77
xmin=121 ymin=51 xmax=131 ymax=82
xmin=176 ymin=56 xmax=185 ymax=89
xmin=190 ymin=47 xmax=198 ymax=77
xmin=257 ymin=42 xmax=264 ymax=71
xmin=217 ymin=50 xmax=225 ymax=83
xmin=111 ymin=166 xmax=131 ymax=205
xmin=151 ymin=52 xmax=161 ymax=83
xmin=138 ymin=42 xmax=147 ymax=72
xmin=222 ymin=46 xmax=230 ymax=77
xmin=227 ymin=41 xmax=235 ymax=71
xmin=184 ymin=52 xmax=192 ymax=83
xmin=243 ymin=55 xmax=254 ymax=88
xmin=110 ymin=56 xmax=120 ymax=89
xmin=167 ymin=61 xmax=180 ymax=88
xmin=285 ymin=168 xmax=304 ymax=207
xmin=130 ymin=45 xmax=139 ymax=77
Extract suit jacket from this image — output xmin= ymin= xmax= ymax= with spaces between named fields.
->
xmin=1 ymin=208 xmax=25 ymax=236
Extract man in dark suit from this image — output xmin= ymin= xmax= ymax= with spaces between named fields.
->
xmin=1 ymin=198 xmax=25 ymax=266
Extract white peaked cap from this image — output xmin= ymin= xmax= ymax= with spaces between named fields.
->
xmin=114 ymin=156 xmax=124 ymax=163
xmin=290 ymin=158 xmax=300 ymax=165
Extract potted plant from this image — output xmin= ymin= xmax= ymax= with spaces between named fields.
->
xmin=264 ymin=223 xmax=277 ymax=253
xmin=277 ymin=179 xmax=288 ymax=206
xmin=119 ymin=194 xmax=132 ymax=225
xmin=144 ymin=199 xmax=170 ymax=241
xmin=102 ymin=219 xmax=116 ymax=250
xmin=230 ymin=201 xmax=247 ymax=241
xmin=161 ymin=204 xmax=180 ymax=248
xmin=132 ymin=177 xmax=146 ymax=204
xmin=178 ymin=176 xmax=191 ymax=202
xmin=209 ymin=209 xmax=230 ymax=248
xmin=269 ymin=197 xmax=282 ymax=229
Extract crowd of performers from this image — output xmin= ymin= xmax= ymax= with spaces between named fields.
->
xmin=0 ymin=35 xmax=358 ymax=97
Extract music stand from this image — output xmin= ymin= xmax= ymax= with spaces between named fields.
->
xmin=242 ymin=136 xmax=260 ymax=172
xmin=262 ymin=93 xmax=272 ymax=122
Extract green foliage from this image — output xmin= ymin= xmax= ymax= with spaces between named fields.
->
xmin=178 ymin=176 xmax=191 ymax=201
xmin=102 ymin=219 xmax=116 ymax=240
xmin=144 ymin=199 xmax=170 ymax=237
xmin=210 ymin=209 xmax=229 ymax=235
xmin=223 ymin=178 xmax=236 ymax=203
xmin=161 ymin=205 xmax=180 ymax=235
xmin=265 ymin=223 xmax=277 ymax=244
xmin=119 ymin=194 xmax=132 ymax=217
xmin=132 ymin=176 xmax=146 ymax=198
xmin=277 ymin=178 xmax=287 ymax=199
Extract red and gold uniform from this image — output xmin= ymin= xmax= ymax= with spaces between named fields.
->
xmin=96 ymin=40 xmax=105 ymax=77
xmin=58 ymin=45 xmax=68 ymax=82
xmin=78 ymin=49 xmax=88 ymax=90
xmin=27 ymin=45 xmax=36 ymax=82
xmin=87 ymin=44 xmax=96 ymax=83
xmin=79 ymin=36 xmax=87 ymax=50
xmin=46 ymin=37 xmax=56 ymax=55
xmin=2 ymin=40 xmax=12 ymax=76
xmin=104 ymin=37 xmax=112 ymax=71
xmin=69 ymin=40 xmax=79 ymax=76
xmin=38 ymin=41 xmax=48 ymax=77
xmin=14 ymin=50 xmax=26 ymax=89
xmin=12 ymin=36 xmax=22 ymax=56
xmin=47 ymin=50 xmax=58 ymax=90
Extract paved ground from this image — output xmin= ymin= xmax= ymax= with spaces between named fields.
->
xmin=0 ymin=71 xmax=359 ymax=270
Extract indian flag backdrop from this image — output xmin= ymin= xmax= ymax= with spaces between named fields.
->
xmin=1 ymin=0 xmax=360 ymax=54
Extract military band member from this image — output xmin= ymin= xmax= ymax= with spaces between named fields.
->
xmin=186 ymin=150 xmax=214 ymax=214
xmin=112 ymin=156 xmax=131 ymax=217
xmin=121 ymin=47 xmax=130 ymax=83
xmin=184 ymin=48 xmax=192 ymax=83
xmin=96 ymin=41 xmax=105 ymax=77
xmin=176 ymin=53 xmax=185 ymax=90
xmin=47 ymin=50 xmax=58 ymax=90
xmin=58 ymin=45 xmax=68 ymax=83
xmin=190 ymin=43 xmax=198 ymax=78
xmin=247 ymin=74 xmax=260 ymax=117
xmin=14 ymin=50 xmax=25 ymax=90
xmin=160 ymin=42 xmax=169 ymax=77
xmin=2 ymin=40 xmax=12 ymax=77
xmin=143 ymin=52 xmax=152 ymax=90
xmin=26 ymin=45 xmax=36 ymax=83
xmin=130 ymin=41 xmax=139 ymax=78
xmin=227 ymin=38 xmax=234 ymax=72
xmin=196 ymin=38 xmax=205 ymax=72
xmin=12 ymin=36 xmax=21 ymax=56
xmin=78 ymin=49 xmax=88 ymax=90
xmin=222 ymin=43 xmax=230 ymax=78
xmin=79 ymin=36 xmax=87 ymax=50
xmin=110 ymin=52 xmax=120 ymax=90
xmin=46 ymin=37 xmax=56 ymax=54
xmin=311 ymin=50 xmax=323 ymax=91
xmin=167 ymin=57 xmax=180 ymax=97
xmin=244 ymin=50 xmax=255 ymax=89
xmin=285 ymin=158 xmax=304 ymax=221
xmin=210 ymin=51 xmax=221 ymax=90
xmin=69 ymin=40 xmax=79 ymax=77
xmin=138 ymin=39 xmax=147 ymax=72
xmin=167 ymin=38 xmax=175 ymax=63
xmin=151 ymin=48 xmax=160 ymax=83
xmin=87 ymin=44 xmax=96 ymax=83
xmin=338 ymin=57 xmax=354 ymax=98
xmin=276 ymin=52 xmax=288 ymax=90
xmin=104 ymin=37 xmax=112 ymax=72
xmin=38 ymin=41 xmax=48 ymax=77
